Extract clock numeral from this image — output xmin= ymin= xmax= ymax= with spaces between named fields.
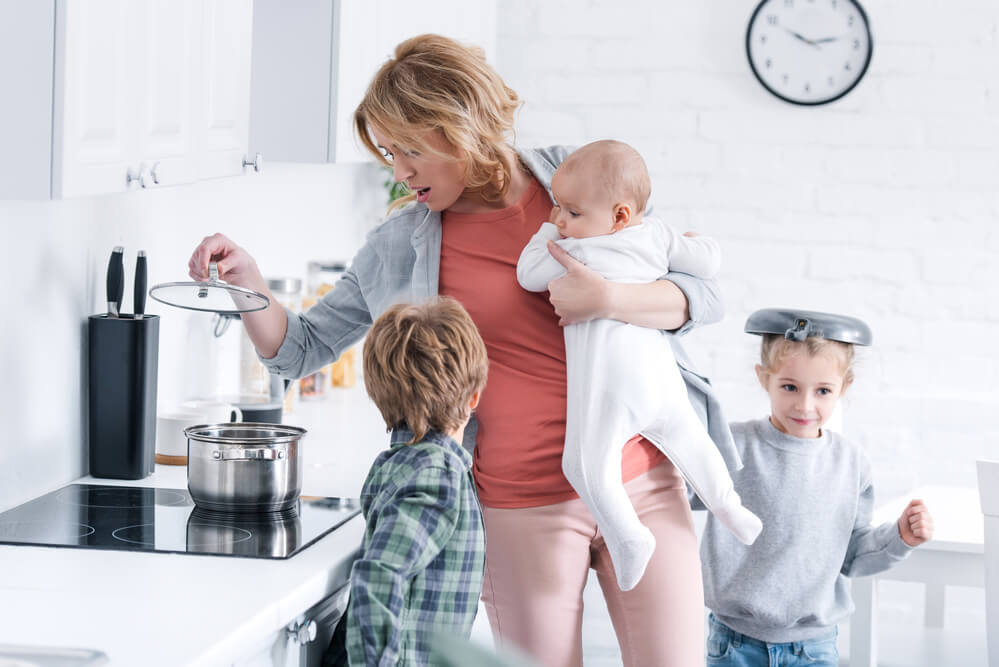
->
xmin=848 ymin=14 xmax=855 ymax=26
xmin=782 ymin=73 xmax=790 ymax=84
xmin=766 ymin=58 xmax=772 ymax=69
xmin=804 ymin=82 xmax=811 ymax=93
xmin=767 ymin=14 xmax=778 ymax=25
xmin=828 ymin=76 xmax=835 ymax=86
xmin=831 ymin=0 xmax=837 ymax=7
xmin=844 ymin=62 xmax=852 ymax=71
xmin=853 ymin=39 xmax=861 ymax=50
xmin=761 ymin=34 xmax=768 ymax=44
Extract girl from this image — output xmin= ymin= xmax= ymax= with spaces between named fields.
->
xmin=700 ymin=308 xmax=934 ymax=667
xmin=188 ymin=34 xmax=732 ymax=666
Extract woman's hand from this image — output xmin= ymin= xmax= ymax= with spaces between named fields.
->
xmin=188 ymin=233 xmax=262 ymax=289
xmin=544 ymin=240 xmax=691 ymax=329
xmin=545 ymin=240 xmax=611 ymax=326
xmin=897 ymin=499 xmax=934 ymax=547
xmin=189 ymin=233 xmax=288 ymax=358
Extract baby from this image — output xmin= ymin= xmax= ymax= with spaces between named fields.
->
xmin=517 ymin=140 xmax=762 ymax=591
xmin=700 ymin=309 xmax=934 ymax=666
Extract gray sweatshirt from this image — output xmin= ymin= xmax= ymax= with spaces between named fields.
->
xmin=699 ymin=417 xmax=913 ymax=643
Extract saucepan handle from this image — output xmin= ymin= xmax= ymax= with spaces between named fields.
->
xmin=212 ymin=448 xmax=285 ymax=461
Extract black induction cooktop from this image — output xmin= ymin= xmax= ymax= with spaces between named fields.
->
xmin=0 ymin=484 xmax=361 ymax=560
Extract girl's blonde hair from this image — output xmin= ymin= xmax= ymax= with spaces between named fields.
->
xmin=759 ymin=334 xmax=856 ymax=386
xmin=363 ymin=297 xmax=488 ymax=445
xmin=354 ymin=34 xmax=521 ymax=210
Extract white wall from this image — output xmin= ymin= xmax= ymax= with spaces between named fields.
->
xmin=3 ymin=0 xmax=996 ymax=530
xmin=0 ymin=162 xmax=385 ymax=510
xmin=496 ymin=0 xmax=999 ymax=501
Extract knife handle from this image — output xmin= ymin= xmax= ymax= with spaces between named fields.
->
xmin=134 ymin=250 xmax=147 ymax=319
xmin=107 ymin=246 xmax=124 ymax=317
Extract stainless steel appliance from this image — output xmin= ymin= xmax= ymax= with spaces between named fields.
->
xmin=0 ymin=483 xmax=359 ymax=560
xmin=186 ymin=423 xmax=305 ymax=513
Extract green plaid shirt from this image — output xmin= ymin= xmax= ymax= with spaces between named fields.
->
xmin=346 ymin=428 xmax=485 ymax=666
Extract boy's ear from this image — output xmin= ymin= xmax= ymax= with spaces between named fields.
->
xmin=754 ymin=364 xmax=768 ymax=390
xmin=468 ymin=390 xmax=481 ymax=411
xmin=611 ymin=203 xmax=632 ymax=232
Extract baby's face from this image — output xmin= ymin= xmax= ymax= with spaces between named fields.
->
xmin=549 ymin=164 xmax=618 ymax=239
xmin=757 ymin=350 xmax=849 ymax=439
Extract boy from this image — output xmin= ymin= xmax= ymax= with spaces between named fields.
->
xmin=700 ymin=308 xmax=934 ymax=666
xmin=516 ymin=139 xmax=761 ymax=591
xmin=337 ymin=297 xmax=488 ymax=666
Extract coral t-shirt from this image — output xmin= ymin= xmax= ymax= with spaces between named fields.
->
xmin=439 ymin=177 xmax=665 ymax=508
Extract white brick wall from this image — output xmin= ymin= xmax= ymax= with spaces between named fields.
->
xmin=496 ymin=0 xmax=999 ymax=498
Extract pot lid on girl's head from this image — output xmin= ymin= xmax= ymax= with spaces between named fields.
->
xmin=744 ymin=308 xmax=873 ymax=346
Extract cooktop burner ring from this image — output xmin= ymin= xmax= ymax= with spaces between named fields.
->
xmin=112 ymin=522 xmax=255 ymax=548
xmin=54 ymin=486 xmax=189 ymax=509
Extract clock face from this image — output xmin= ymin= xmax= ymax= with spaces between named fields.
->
xmin=746 ymin=0 xmax=873 ymax=106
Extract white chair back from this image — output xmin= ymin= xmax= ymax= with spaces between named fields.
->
xmin=977 ymin=460 xmax=999 ymax=667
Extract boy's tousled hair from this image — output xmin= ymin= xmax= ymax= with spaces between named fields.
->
xmin=354 ymin=34 xmax=522 ymax=211
xmin=759 ymin=334 xmax=856 ymax=386
xmin=363 ymin=297 xmax=488 ymax=445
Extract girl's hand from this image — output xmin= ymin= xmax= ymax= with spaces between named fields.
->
xmin=545 ymin=240 xmax=610 ymax=326
xmin=187 ymin=233 xmax=262 ymax=288
xmin=897 ymin=499 xmax=934 ymax=547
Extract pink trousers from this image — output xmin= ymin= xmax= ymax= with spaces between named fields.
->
xmin=480 ymin=460 xmax=704 ymax=667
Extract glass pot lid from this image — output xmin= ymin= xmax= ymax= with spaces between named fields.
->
xmin=149 ymin=262 xmax=270 ymax=315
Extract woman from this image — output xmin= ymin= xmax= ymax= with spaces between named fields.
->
xmin=189 ymin=34 xmax=735 ymax=666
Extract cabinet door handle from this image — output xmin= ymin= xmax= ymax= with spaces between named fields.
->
xmin=287 ymin=619 xmax=317 ymax=645
xmin=126 ymin=164 xmax=150 ymax=189
xmin=242 ymin=153 xmax=263 ymax=173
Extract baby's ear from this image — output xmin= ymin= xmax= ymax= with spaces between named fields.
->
xmin=611 ymin=203 xmax=632 ymax=231
xmin=754 ymin=364 xmax=768 ymax=389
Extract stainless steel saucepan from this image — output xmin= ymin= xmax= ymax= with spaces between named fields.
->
xmin=185 ymin=423 xmax=306 ymax=513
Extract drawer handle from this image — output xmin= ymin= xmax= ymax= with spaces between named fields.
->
xmin=287 ymin=619 xmax=317 ymax=645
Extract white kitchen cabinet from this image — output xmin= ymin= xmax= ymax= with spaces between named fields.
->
xmin=249 ymin=0 xmax=497 ymax=164
xmin=235 ymin=583 xmax=351 ymax=667
xmin=0 ymin=0 xmax=253 ymax=200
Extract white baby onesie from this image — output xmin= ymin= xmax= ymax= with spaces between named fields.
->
xmin=517 ymin=218 xmax=762 ymax=591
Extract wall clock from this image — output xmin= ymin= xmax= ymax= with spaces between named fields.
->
xmin=746 ymin=0 xmax=873 ymax=106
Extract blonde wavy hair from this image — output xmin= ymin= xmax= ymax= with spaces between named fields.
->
xmin=758 ymin=334 xmax=856 ymax=387
xmin=363 ymin=297 xmax=488 ymax=445
xmin=354 ymin=34 xmax=521 ymax=211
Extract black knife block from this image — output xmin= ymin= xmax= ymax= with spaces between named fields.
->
xmin=87 ymin=314 xmax=159 ymax=479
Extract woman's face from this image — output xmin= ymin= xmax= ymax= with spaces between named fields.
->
xmin=371 ymin=127 xmax=468 ymax=212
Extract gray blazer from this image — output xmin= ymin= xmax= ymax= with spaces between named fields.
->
xmin=262 ymin=145 xmax=740 ymax=471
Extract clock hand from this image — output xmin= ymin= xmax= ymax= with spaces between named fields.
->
xmin=783 ymin=26 xmax=820 ymax=48
xmin=813 ymin=36 xmax=842 ymax=44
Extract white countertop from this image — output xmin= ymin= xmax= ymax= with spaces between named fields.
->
xmin=0 ymin=386 xmax=389 ymax=666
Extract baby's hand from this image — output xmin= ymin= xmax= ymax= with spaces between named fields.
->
xmin=683 ymin=231 xmax=699 ymax=237
xmin=897 ymin=499 xmax=934 ymax=547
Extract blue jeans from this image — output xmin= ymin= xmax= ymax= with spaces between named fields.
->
xmin=706 ymin=614 xmax=839 ymax=667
